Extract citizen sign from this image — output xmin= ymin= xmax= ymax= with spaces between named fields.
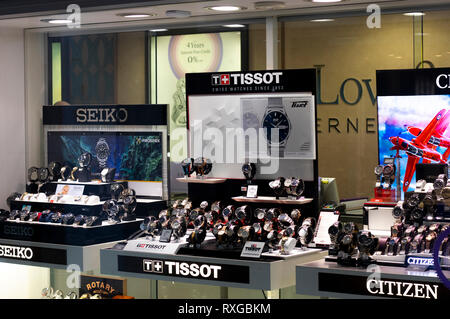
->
xmin=0 ymin=244 xmax=33 ymax=260
xmin=436 ymin=74 xmax=450 ymax=89
xmin=143 ymin=259 xmax=221 ymax=279
xmin=212 ymin=72 xmax=283 ymax=86
xmin=366 ymin=279 xmax=439 ymax=299
xmin=406 ymin=256 xmax=434 ymax=266
xmin=76 ymin=108 xmax=128 ymax=123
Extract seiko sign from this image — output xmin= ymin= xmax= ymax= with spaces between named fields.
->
xmin=143 ymin=259 xmax=222 ymax=279
xmin=436 ymin=74 xmax=450 ymax=89
xmin=212 ymin=72 xmax=283 ymax=86
xmin=3 ymin=225 xmax=34 ymax=237
xmin=366 ymin=279 xmax=439 ymax=299
xmin=0 ymin=244 xmax=33 ymax=260
xmin=76 ymin=108 xmax=128 ymax=123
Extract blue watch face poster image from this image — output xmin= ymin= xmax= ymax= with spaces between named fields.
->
xmin=47 ymin=131 xmax=163 ymax=182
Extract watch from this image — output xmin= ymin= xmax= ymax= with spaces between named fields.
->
xmin=38 ymin=167 xmax=50 ymax=183
xmin=60 ymin=166 xmax=72 ymax=181
xmin=269 ymin=177 xmax=286 ymax=198
xmin=70 ymin=167 xmax=79 ymax=181
xmin=193 ymin=157 xmax=212 ymax=176
xmin=95 ymin=138 xmax=110 ymax=168
xmin=241 ymin=163 xmax=256 ymax=184
xmin=28 ymin=167 xmax=39 ymax=183
xmin=222 ymin=205 xmax=235 ymax=222
xmin=374 ymin=165 xmax=384 ymax=188
xmin=110 ymin=183 xmax=125 ymax=200
xmin=235 ymin=205 xmax=251 ymax=223
xmin=262 ymin=97 xmax=290 ymax=157
xmin=284 ymin=177 xmax=305 ymax=198
xmin=48 ymin=162 xmax=62 ymax=182
xmin=382 ymin=164 xmax=395 ymax=189
xmin=181 ymin=158 xmax=194 ymax=177
xmin=101 ymin=168 xmax=116 ymax=183
xmin=328 ymin=221 xmax=343 ymax=250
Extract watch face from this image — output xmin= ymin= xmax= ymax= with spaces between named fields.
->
xmin=392 ymin=206 xmax=404 ymax=219
xmin=328 ymin=225 xmax=340 ymax=237
xmin=433 ymin=179 xmax=445 ymax=190
xmin=263 ymin=111 xmax=290 ymax=143
xmin=358 ymin=233 xmax=373 ymax=246
xmin=38 ymin=167 xmax=50 ymax=183
xmin=383 ymin=165 xmax=394 ymax=176
xmin=255 ymin=208 xmax=266 ymax=220
xmin=74 ymin=215 xmax=86 ymax=225
xmin=343 ymin=222 xmax=354 ymax=234
xmin=78 ymin=152 xmax=92 ymax=168
xmin=28 ymin=167 xmax=39 ymax=183
xmin=374 ymin=165 xmax=384 ymax=175
xmin=95 ymin=138 xmax=110 ymax=166
xmin=342 ymin=234 xmax=353 ymax=246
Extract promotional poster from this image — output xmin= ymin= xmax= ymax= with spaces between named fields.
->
xmin=47 ymin=131 xmax=163 ymax=182
xmin=378 ymin=95 xmax=450 ymax=193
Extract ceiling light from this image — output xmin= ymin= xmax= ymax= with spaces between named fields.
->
xmin=223 ymin=24 xmax=246 ymax=28
xmin=310 ymin=18 xmax=335 ymax=22
xmin=166 ymin=10 xmax=191 ymax=18
xmin=206 ymin=6 xmax=246 ymax=12
xmin=149 ymin=29 xmax=168 ymax=32
xmin=117 ymin=13 xmax=155 ymax=18
xmin=41 ymin=19 xmax=72 ymax=24
xmin=254 ymin=1 xmax=286 ymax=10
xmin=403 ymin=12 xmax=425 ymax=16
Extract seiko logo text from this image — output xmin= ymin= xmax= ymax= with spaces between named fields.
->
xmin=436 ymin=74 xmax=450 ymax=89
xmin=3 ymin=225 xmax=34 ymax=237
xmin=366 ymin=279 xmax=438 ymax=299
xmin=0 ymin=245 xmax=33 ymax=260
xmin=212 ymin=72 xmax=283 ymax=86
xmin=143 ymin=259 xmax=222 ymax=279
xmin=76 ymin=108 xmax=128 ymax=123
xmin=407 ymin=257 xmax=434 ymax=266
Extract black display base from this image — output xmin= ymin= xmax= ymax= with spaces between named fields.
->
xmin=135 ymin=199 xmax=166 ymax=218
xmin=178 ymin=240 xmax=278 ymax=261
xmin=10 ymin=200 xmax=103 ymax=216
xmin=0 ymin=219 xmax=142 ymax=246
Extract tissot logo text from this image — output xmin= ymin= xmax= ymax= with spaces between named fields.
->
xmin=212 ymin=72 xmax=283 ymax=86
xmin=143 ymin=259 xmax=222 ymax=279
xmin=245 ymin=246 xmax=261 ymax=252
xmin=436 ymin=74 xmax=450 ymax=89
xmin=291 ymin=101 xmax=308 ymax=108
xmin=407 ymin=257 xmax=434 ymax=266
xmin=0 ymin=245 xmax=33 ymax=260
xmin=137 ymin=243 xmax=167 ymax=250
xmin=366 ymin=279 xmax=438 ymax=299
xmin=76 ymin=108 xmax=128 ymax=123
xmin=3 ymin=225 xmax=34 ymax=237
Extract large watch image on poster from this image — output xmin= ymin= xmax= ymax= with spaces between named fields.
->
xmin=47 ymin=131 xmax=163 ymax=182
xmin=377 ymin=68 xmax=450 ymax=198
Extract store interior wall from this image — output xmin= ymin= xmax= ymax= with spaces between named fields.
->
xmin=0 ymin=27 xmax=50 ymax=298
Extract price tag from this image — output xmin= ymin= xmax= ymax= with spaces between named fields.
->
xmin=246 ymin=185 xmax=258 ymax=198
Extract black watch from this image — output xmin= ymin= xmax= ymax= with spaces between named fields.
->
xmin=241 ymin=163 xmax=256 ymax=183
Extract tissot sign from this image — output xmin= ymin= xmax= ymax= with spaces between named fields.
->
xmin=43 ymin=104 xmax=168 ymax=126
xmin=187 ymin=69 xmax=316 ymax=95
xmin=117 ymin=255 xmax=250 ymax=284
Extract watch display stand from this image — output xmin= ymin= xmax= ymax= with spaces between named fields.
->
xmin=1 ymin=181 xmax=145 ymax=246
xmin=371 ymin=187 xmax=397 ymax=202
xmin=176 ymin=176 xmax=227 ymax=184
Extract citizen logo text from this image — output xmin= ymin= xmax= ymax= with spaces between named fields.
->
xmin=436 ymin=74 xmax=450 ymax=89
xmin=367 ymin=279 xmax=438 ymax=299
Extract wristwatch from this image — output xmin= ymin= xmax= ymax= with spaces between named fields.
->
xmin=48 ymin=162 xmax=62 ymax=182
xmin=328 ymin=221 xmax=343 ymax=250
xmin=374 ymin=165 xmax=384 ymax=188
xmin=409 ymin=234 xmax=424 ymax=253
xmin=278 ymin=213 xmax=294 ymax=228
xmin=269 ymin=177 xmax=286 ymax=198
xmin=99 ymin=167 xmax=115 ymax=183
xmin=382 ymin=164 xmax=395 ymax=189
xmin=222 ymin=205 xmax=235 ymax=222
xmin=38 ymin=167 xmax=50 ymax=183
xmin=110 ymin=183 xmax=125 ymax=200
xmin=70 ymin=167 xmax=79 ymax=181
xmin=28 ymin=167 xmax=39 ymax=183
xmin=241 ymin=163 xmax=256 ymax=184
xmin=95 ymin=138 xmax=110 ymax=168
xmin=171 ymin=218 xmax=187 ymax=239
xmin=193 ymin=157 xmax=212 ymax=176
xmin=254 ymin=208 xmax=266 ymax=220
xmin=290 ymin=209 xmax=302 ymax=223
xmin=392 ymin=205 xmax=404 ymax=222
xmin=262 ymin=97 xmax=290 ymax=157
xmin=284 ymin=177 xmax=305 ymax=198
xmin=399 ymin=236 xmax=412 ymax=254
xmin=60 ymin=166 xmax=72 ymax=181
xmin=235 ymin=205 xmax=251 ymax=223
xmin=266 ymin=208 xmax=281 ymax=221
xmin=78 ymin=152 xmax=92 ymax=168
xmin=298 ymin=217 xmax=316 ymax=246
xmin=181 ymin=158 xmax=194 ymax=177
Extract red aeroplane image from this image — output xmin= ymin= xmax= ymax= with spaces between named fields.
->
xmin=389 ymin=108 xmax=450 ymax=192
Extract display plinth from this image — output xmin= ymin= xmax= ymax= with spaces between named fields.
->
xmin=296 ymin=259 xmax=450 ymax=299
xmin=0 ymin=219 xmax=143 ymax=246
xmin=0 ymin=238 xmax=118 ymax=271
xmin=176 ymin=177 xmax=227 ymax=184
xmin=100 ymin=247 xmax=326 ymax=290
xmin=232 ymin=196 xmax=313 ymax=205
